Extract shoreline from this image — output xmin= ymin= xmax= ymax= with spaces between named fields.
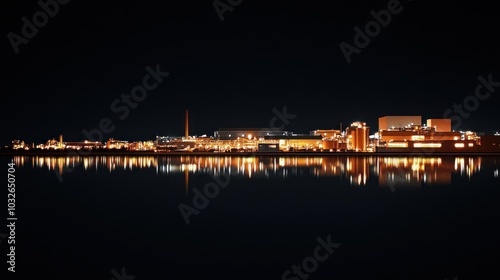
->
xmin=1 ymin=150 xmax=500 ymax=157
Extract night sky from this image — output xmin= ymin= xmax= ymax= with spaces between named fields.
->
xmin=2 ymin=0 xmax=499 ymax=145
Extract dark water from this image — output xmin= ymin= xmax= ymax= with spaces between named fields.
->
xmin=3 ymin=155 xmax=500 ymax=279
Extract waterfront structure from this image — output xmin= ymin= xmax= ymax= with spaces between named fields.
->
xmin=106 ymin=139 xmax=129 ymax=149
xmin=63 ymin=141 xmax=103 ymax=149
xmin=5 ymin=112 xmax=499 ymax=153
xmin=41 ymin=138 xmax=63 ymax=149
xmin=346 ymin=122 xmax=370 ymax=152
xmin=264 ymin=134 xmax=322 ymax=151
xmin=377 ymin=121 xmax=482 ymax=152
xmin=380 ymin=140 xmax=478 ymax=151
xmin=12 ymin=140 xmax=27 ymax=150
xmin=128 ymin=141 xmax=155 ymax=151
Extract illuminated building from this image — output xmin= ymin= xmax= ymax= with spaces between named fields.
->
xmin=106 ymin=139 xmax=129 ymax=149
xmin=128 ymin=141 xmax=155 ymax=151
xmin=311 ymin=129 xmax=344 ymax=151
xmin=380 ymin=129 xmax=461 ymax=142
xmin=346 ymin=122 xmax=369 ymax=152
xmin=376 ymin=116 xmax=480 ymax=152
xmin=43 ymin=138 xmax=63 ymax=149
xmin=463 ymin=131 xmax=479 ymax=141
xmin=380 ymin=140 xmax=478 ymax=152
xmin=264 ymin=135 xmax=322 ymax=151
xmin=322 ymin=139 xmax=337 ymax=151
xmin=379 ymin=119 xmax=460 ymax=143
xmin=12 ymin=140 xmax=27 ymax=150
xmin=64 ymin=141 xmax=103 ymax=149
xmin=156 ymin=136 xmax=170 ymax=145
xmin=426 ymin=119 xmax=452 ymax=132
xmin=10 ymin=111 xmax=498 ymax=154
xmin=173 ymin=139 xmax=198 ymax=151
xmin=379 ymin=116 xmax=422 ymax=131
xmin=311 ymin=129 xmax=341 ymax=139
xmin=214 ymin=128 xmax=288 ymax=140
xmin=380 ymin=130 xmax=422 ymax=142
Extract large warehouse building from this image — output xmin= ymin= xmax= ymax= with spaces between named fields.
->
xmin=426 ymin=119 xmax=452 ymax=132
xmin=379 ymin=116 xmax=422 ymax=131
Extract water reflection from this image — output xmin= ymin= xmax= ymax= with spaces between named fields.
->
xmin=379 ymin=157 xmax=480 ymax=186
xmin=13 ymin=156 xmax=500 ymax=187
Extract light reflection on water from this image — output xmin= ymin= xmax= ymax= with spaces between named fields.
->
xmin=13 ymin=155 xmax=500 ymax=187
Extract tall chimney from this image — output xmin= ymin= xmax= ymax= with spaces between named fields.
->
xmin=59 ymin=134 xmax=63 ymax=148
xmin=185 ymin=109 xmax=189 ymax=139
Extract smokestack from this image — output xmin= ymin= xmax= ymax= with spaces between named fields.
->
xmin=185 ymin=109 xmax=189 ymax=139
xmin=59 ymin=134 xmax=63 ymax=148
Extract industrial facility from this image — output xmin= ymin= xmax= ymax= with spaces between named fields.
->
xmin=8 ymin=112 xmax=500 ymax=153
